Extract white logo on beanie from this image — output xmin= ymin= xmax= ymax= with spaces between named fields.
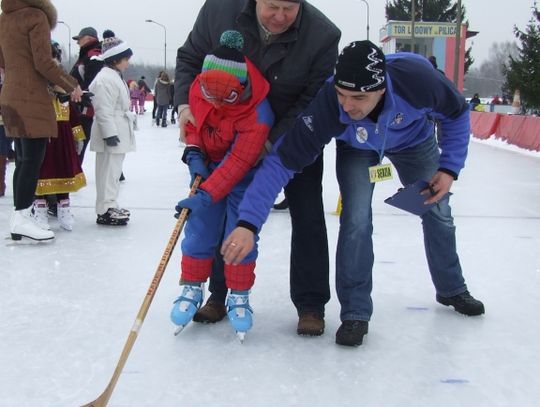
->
xmin=337 ymin=79 xmax=356 ymax=89
xmin=361 ymin=48 xmax=385 ymax=92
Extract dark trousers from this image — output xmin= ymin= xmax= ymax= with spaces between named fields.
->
xmin=170 ymin=105 xmax=178 ymax=120
xmin=152 ymin=97 xmax=158 ymax=119
xmin=0 ymin=125 xmax=10 ymax=155
xmin=156 ymin=105 xmax=168 ymax=123
xmin=78 ymin=115 xmax=93 ymax=165
xmin=208 ymin=154 xmax=330 ymax=315
xmin=13 ymin=138 xmax=47 ymax=210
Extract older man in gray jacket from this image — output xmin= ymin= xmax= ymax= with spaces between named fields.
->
xmin=174 ymin=0 xmax=340 ymax=337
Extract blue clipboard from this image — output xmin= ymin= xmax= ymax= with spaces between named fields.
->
xmin=384 ymin=180 xmax=451 ymax=216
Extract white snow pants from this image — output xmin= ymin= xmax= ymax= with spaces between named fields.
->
xmin=95 ymin=152 xmax=126 ymax=215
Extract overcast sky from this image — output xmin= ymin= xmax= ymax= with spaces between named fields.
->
xmin=50 ymin=0 xmax=535 ymax=70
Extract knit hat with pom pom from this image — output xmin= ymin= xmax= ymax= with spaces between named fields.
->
xmin=201 ymin=30 xmax=247 ymax=84
xmin=100 ymin=30 xmax=133 ymax=63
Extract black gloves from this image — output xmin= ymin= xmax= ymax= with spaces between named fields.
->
xmin=104 ymin=136 xmax=120 ymax=147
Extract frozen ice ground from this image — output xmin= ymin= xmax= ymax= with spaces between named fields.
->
xmin=0 ymin=111 xmax=539 ymax=407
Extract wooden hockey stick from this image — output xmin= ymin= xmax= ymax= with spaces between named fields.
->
xmin=81 ymin=176 xmax=202 ymax=407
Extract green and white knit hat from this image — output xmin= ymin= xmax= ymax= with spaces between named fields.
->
xmin=202 ymin=30 xmax=247 ymax=84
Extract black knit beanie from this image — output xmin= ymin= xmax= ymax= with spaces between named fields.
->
xmin=334 ymin=40 xmax=386 ymax=92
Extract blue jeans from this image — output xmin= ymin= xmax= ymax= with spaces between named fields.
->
xmin=156 ymin=105 xmax=168 ymax=123
xmin=335 ymin=136 xmax=467 ymax=322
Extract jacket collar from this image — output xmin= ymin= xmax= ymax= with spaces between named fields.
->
xmin=1 ymin=0 xmax=57 ymax=29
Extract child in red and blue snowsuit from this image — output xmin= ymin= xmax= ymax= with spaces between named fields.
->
xmin=170 ymin=31 xmax=274 ymax=339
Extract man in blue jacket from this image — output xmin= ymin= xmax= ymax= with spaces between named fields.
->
xmin=221 ymin=40 xmax=485 ymax=347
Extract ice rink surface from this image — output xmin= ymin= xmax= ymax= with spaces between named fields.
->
xmin=1 ymin=111 xmax=539 ymax=407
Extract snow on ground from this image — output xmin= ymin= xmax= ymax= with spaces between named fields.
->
xmin=0 ymin=111 xmax=539 ymax=407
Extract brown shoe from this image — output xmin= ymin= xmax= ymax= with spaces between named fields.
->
xmin=193 ymin=299 xmax=227 ymax=323
xmin=297 ymin=312 xmax=325 ymax=336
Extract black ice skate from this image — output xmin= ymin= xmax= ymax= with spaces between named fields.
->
xmin=96 ymin=208 xmax=129 ymax=226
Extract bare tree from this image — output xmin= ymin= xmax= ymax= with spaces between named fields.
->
xmin=464 ymin=41 xmax=518 ymax=98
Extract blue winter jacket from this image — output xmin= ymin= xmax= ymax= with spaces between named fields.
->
xmin=236 ymin=52 xmax=471 ymax=233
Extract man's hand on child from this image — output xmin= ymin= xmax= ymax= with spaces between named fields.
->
xmin=178 ymin=105 xmax=195 ymax=143
xmin=221 ymin=227 xmax=255 ymax=265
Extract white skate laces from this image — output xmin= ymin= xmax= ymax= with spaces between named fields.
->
xmin=32 ymin=200 xmax=50 ymax=230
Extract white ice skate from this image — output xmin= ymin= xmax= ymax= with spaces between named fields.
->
xmin=10 ymin=208 xmax=54 ymax=242
xmin=58 ymin=199 xmax=75 ymax=231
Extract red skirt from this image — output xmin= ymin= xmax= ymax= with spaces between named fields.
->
xmin=36 ymin=121 xmax=86 ymax=195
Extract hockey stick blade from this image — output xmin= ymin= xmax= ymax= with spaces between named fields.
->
xmin=80 ymin=176 xmax=202 ymax=407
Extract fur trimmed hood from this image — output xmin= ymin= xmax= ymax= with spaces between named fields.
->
xmin=1 ymin=0 xmax=57 ymax=29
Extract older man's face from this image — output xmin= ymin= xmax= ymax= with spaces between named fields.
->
xmin=255 ymin=0 xmax=301 ymax=35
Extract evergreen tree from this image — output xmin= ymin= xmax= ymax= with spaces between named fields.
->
xmin=504 ymin=7 xmax=540 ymax=111
xmin=385 ymin=0 xmax=473 ymax=73
xmin=385 ymin=0 xmax=457 ymax=22
xmin=465 ymin=41 xmax=518 ymax=98
xmin=464 ymin=46 xmax=474 ymax=74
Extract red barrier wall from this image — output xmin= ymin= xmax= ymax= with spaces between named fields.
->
xmin=470 ymin=111 xmax=500 ymax=139
xmin=522 ymin=116 xmax=540 ymax=150
xmin=496 ymin=115 xmax=524 ymax=143
xmin=470 ymin=112 xmax=540 ymax=151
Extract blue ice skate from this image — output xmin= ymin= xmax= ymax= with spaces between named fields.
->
xmin=170 ymin=284 xmax=203 ymax=335
xmin=226 ymin=290 xmax=253 ymax=343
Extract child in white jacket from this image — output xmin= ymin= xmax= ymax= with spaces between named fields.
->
xmin=89 ymin=31 xmax=136 ymax=226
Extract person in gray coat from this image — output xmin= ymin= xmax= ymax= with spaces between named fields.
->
xmin=174 ymin=0 xmax=341 ymax=337
xmin=154 ymin=71 xmax=172 ymax=127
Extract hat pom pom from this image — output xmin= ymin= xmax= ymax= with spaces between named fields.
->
xmin=103 ymin=29 xmax=115 ymax=39
xmin=219 ymin=30 xmax=244 ymax=51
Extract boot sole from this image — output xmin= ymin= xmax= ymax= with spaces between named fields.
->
xmin=335 ymin=336 xmax=365 ymax=347
xmin=193 ymin=313 xmax=226 ymax=323
xmin=297 ymin=328 xmax=324 ymax=336
xmin=96 ymin=217 xmax=129 ymax=226
xmin=436 ymin=297 xmax=485 ymax=316
xmin=96 ymin=222 xmax=128 ymax=226
xmin=11 ymin=233 xmax=54 ymax=241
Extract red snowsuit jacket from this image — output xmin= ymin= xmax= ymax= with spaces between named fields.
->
xmin=185 ymin=58 xmax=274 ymax=203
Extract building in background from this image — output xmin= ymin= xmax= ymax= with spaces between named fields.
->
xmin=380 ymin=21 xmax=477 ymax=92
